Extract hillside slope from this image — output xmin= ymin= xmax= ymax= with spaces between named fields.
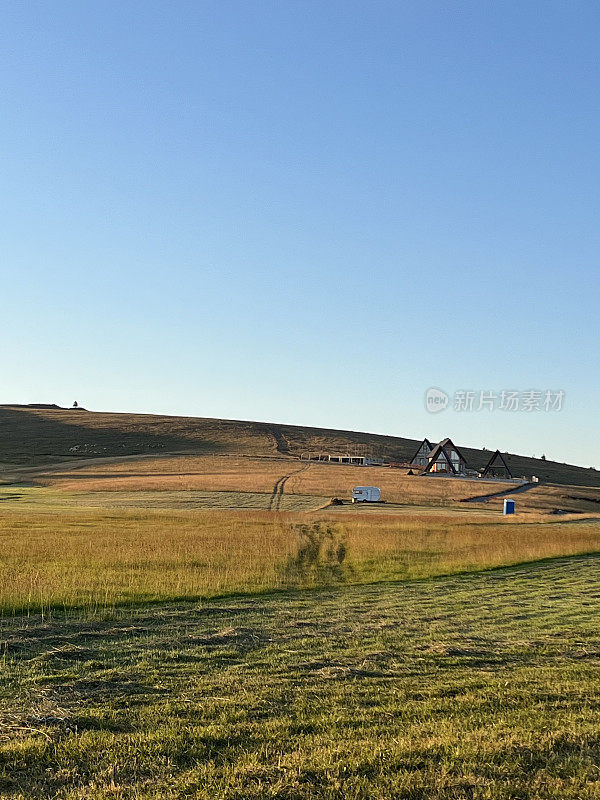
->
xmin=1 ymin=404 xmax=598 ymax=487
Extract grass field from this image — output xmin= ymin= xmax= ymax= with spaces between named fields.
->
xmin=26 ymin=452 xmax=600 ymax=518
xmin=32 ymin=455 xmax=515 ymax=509
xmin=3 ymin=555 xmax=600 ymax=798
xmin=3 ymin=415 xmax=600 ymax=798
xmin=0 ymin=486 xmax=331 ymax=512
xmin=1 ymin=493 xmax=600 ymax=615
xmin=33 ymin=454 xmax=511 ymax=503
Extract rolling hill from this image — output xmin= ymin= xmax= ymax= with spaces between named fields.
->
xmin=0 ymin=404 xmax=598 ymax=487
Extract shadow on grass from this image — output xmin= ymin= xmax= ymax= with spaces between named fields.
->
xmin=0 ymin=406 xmax=230 ymax=466
xmin=282 ymin=522 xmax=351 ymax=586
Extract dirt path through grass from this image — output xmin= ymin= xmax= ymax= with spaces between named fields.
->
xmin=268 ymin=463 xmax=310 ymax=510
xmin=461 ymin=480 xmax=536 ymax=502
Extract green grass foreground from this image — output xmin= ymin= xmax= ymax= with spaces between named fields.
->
xmin=2 ymin=555 xmax=600 ymax=798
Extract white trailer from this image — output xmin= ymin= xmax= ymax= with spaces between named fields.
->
xmin=352 ymin=486 xmax=381 ymax=503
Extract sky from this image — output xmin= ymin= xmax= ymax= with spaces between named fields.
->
xmin=1 ymin=1 xmax=598 ymax=467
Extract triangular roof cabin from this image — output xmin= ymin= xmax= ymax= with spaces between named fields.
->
xmin=423 ymin=438 xmax=468 ymax=475
xmin=480 ymin=449 xmax=513 ymax=479
xmin=410 ymin=438 xmax=435 ymax=467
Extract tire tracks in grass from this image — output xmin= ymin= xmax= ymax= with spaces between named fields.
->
xmin=268 ymin=464 xmax=310 ymax=511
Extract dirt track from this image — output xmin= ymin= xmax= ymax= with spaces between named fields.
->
xmin=461 ymin=482 xmax=536 ymax=503
xmin=268 ymin=464 xmax=310 ymax=510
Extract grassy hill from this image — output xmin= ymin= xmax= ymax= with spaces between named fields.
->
xmin=1 ymin=404 xmax=598 ymax=487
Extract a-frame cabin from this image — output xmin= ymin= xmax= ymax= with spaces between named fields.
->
xmin=480 ymin=449 xmax=513 ymax=479
xmin=410 ymin=438 xmax=435 ymax=468
xmin=423 ymin=438 xmax=468 ymax=475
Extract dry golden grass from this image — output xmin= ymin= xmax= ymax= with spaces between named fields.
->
xmin=35 ymin=455 xmax=297 ymax=493
xmin=335 ymin=512 xmax=600 ymax=580
xmin=0 ymin=509 xmax=297 ymax=613
xmin=1 ymin=503 xmax=600 ymax=614
xmin=287 ymin=462 xmax=512 ymax=504
xmin=36 ymin=454 xmax=516 ymax=505
xmin=22 ymin=452 xmax=600 ymax=523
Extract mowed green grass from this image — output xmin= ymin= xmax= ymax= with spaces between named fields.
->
xmin=3 ymin=556 xmax=600 ymax=799
xmin=0 ymin=487 xmax=330 ymax=512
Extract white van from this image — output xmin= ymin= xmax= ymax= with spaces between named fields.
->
xmin=352 ymin=486 xmax=381 ymax=503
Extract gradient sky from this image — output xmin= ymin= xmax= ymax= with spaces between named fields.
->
xmin=2 ymin=1 xmax=598 ymax=467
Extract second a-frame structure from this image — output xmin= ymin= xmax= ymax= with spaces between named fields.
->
xmin=480 ymin=449 xmax=513 ymax=479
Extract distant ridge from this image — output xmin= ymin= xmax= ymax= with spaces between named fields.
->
xmin=7 ymin=403 xmax=87 ymax=411
xmin=12 ymin=403 xmax=63 ymax=409
xmin=0 ymin=404 xmax=597 ymax=487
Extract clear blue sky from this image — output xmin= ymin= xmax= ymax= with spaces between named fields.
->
xmin=2 ymin=1 xmax=598 ymax=467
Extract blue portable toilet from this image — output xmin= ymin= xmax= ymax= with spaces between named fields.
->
xmin=504 ymin=498 xmax=515 ymax=515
